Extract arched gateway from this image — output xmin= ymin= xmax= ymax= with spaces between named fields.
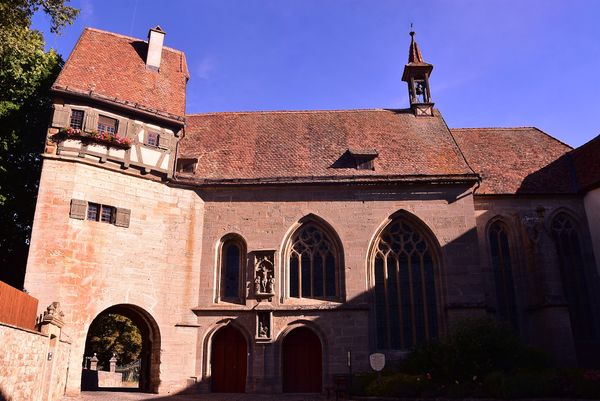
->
xmin=82 ymin=304 xmax=161 ymax=392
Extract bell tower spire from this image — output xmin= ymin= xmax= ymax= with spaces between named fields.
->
xmin=402 ymin=29 xmax=434 ymax=116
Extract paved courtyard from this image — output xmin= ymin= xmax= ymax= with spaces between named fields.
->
xmin=61 ymin=391 xmax=328 ymax=401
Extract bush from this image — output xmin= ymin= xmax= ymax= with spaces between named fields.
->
xmin=365 ymin=373 xmax=433 ymax=397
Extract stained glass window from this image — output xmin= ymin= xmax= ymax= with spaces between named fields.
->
xmin=488 ymin=221 xmax=518 ymax=328
xmin=221 ymin=238 xmax=244 ymax=301
xmin=289 ymin=223 xmax=339 ymax=300
xmin=373 ymin=218 xmax=438 ymax=349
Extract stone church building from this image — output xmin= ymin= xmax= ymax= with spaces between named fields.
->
xmin=23 ymin=26 xmax=600 ymax=395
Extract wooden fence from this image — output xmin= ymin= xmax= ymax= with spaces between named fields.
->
xmin=0 ymin=280 xmax=39 ymax=330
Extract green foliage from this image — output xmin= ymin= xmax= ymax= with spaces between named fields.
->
xmin=85 ymin=314 xmax=142 ymax=368
xmin=0 ymin=0 xmax=77 ymax=288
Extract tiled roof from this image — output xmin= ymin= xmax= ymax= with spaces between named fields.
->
xmin=571 ymin=134 xmax=600 ymax=191
xmin=451 ymin=127 xmax=575 ymax=195
xmin=53 ymin=28 xmax=189 ymax=119
xmin=177 ymin=109 xmax=477 ymax=184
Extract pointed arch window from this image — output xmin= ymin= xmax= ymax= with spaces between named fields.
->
xmin=372 ymin=217 xmax=438 ymax=350
xmin=288 ymin=222 xmax=341 ymax=300
xmin=219 ymin=235 xmax=246 ymax=303
xmin=551 ymin=213 xmax=596 ymax=340
xmin=488 ymin=220 xmax=518 ymax=328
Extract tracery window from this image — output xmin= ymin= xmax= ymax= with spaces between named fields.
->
xmin=551 ymin=213 xmax=596 ymax=340
xmin=219 ymin=236 xmax=245 ymax=302
xmin=288 ymin=223 xmax=340 ymax=300
xmin=488 ymin=221 xmax=518 ymax=328
xmin=373 ymin=217 xmax=438 ymax=350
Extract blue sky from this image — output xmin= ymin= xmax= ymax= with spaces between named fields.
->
xmin=33 ymin=0 xmax=600 ymax=147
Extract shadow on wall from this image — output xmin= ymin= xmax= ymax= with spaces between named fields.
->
xmin=0 ymin=387 xmax=9 ymax=401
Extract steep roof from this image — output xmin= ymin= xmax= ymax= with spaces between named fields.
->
xmin=571 ymin=134 xmax=600 ymax=191
xmin=177 ymin=109 xmax=477 ymax=184
xmin=451 ymin=127 xmax=575 ymax=195
xmin=52 ymin=28 xmax=189 ymax=120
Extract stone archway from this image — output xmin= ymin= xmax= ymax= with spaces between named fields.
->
xmin=282 ymin=327 xmax=322 ymax=393
xmin=82 ymin=304 xmax=161 ymax=393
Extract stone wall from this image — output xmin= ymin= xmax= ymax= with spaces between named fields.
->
xmin=584 ymin=188 xmax=600 ymax=275
xmin=24 ymin=159 xmax=203 ymax=395
xmin=0 ymin=322 xmax=71 ymax=401
xmin=473 ymin=195 xmax=594 ymax=365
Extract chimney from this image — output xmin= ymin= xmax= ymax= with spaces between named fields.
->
xmin=146 ymin=26 xmax=166 ymax=71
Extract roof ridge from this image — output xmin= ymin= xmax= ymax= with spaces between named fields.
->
xmin=84 ymin=27 xmax=185 ymax=55
xmin=185 ymin=108 xmax=410 ymax=117
xmin=451 ymin=126 xmax=538 ymax=131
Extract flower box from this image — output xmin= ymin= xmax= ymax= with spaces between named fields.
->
xmin=54 ymin=128 xmax=133 ymax=149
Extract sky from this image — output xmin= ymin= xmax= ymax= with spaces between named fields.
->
xmin=32 ymin=0 xmax=600 ymax=147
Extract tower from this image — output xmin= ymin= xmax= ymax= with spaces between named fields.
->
xmin=402 ymin=30 xmax=434 ymax=116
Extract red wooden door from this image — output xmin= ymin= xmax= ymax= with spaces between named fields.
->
xmin=211 ymin=325 xmax=247 ymax=392
xmin=283 ymin=327 xmax=322 ymax=392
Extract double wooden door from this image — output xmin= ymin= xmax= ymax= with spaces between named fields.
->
xmin=211 ymin=325 xmax=247 ymax=392
xmin=282 ymin=327 xmax=322 ymax=392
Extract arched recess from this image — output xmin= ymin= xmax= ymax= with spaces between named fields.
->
xmin=279 ymin=324 xmax=324 ymax=393
xmin=281 ymin=214 xmax=345 ymax=302
xmin=82 ymin=304 xmax=161 ymax=393
xmin=202 ymin=319 xmax=252 ymax=393
xmin=367 ymin=210 xmax=444 ymax=350
xmin=486 ymin=217 xmax=519 ymax=329
xmin=214 ymin=233 xmax=247 ymax=303
xmin=549 ymin=210 xmax=598 ymax=343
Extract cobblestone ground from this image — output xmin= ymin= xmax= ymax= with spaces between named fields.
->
xmin=61 ymin=391 xmax=328 ymax=401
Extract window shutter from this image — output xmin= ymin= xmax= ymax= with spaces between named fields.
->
xmin=117 ymin=119 xmax=128 ymax=136
xmin=115 ymin=208 xmax=131 ymax=228
xmin=51 ymin=107 xmax=70 ymax=128
xmin=84 ymin=111 xmax=99 ymax=132
xmin=127 ymin=122 xmax=139 ymax=139
xmin=158 ymin=134 xmax=171 ymax=150
xmin=69 ymin=199 xmax=87 ymax=220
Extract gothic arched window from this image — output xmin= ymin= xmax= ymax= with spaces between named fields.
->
xmin=488 ymin=220 xmax=518 ymax=328
xmin=372 ymin=217 xmax=438 ymax=350
xmin=288 ymin=222 xmax=341 ymax=300
xmin=551 ymin=213 xmax=595 ymax=340
xmin=219 ymin=235 xmax=246 ymax=302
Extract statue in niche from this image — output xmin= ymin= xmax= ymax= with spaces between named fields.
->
xmin=257 ymin=312 xmax=270 ymax=339
xmin=254 ymin=251 xmax=275 ymax=298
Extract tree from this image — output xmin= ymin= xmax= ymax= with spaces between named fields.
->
xmin=84 ymin=314 xmax=143 ymax=368
xmin=0 ymin=0 xmax=78 ymax=288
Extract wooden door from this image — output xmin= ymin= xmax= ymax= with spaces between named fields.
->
xmin=283 ymin=327 xmax=322 ymax=392
xmin=211 ymin=325 xmax=247 ymax=392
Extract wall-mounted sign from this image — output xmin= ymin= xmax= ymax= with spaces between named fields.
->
xmin=369 ymin=352 xmax=385 ymax=372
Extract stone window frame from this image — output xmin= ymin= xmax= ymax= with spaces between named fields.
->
xmin=486 ymin=218 xmax=519 ymax=329
xmin=549 ymin=210 xmax=598 ymax=341
xmin=282 ymin=215 xmax=345 ymax=303
xmin=367 ymin=210 xmax=444 ymax=351
xmin=215 ymin=233 xmax=247 ymax=304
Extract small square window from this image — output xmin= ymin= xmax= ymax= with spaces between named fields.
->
xmin=70 ymin=110 xmax=84 ymax=130
xmin=100 ymin=206 xmax=115 ymax=223
xmin=98 ymin=115 xmax=118 ymax=135
xmin=147 ymin=132 xmax=159 ymax=147
xmin=87 ymin=203 xmax=99 ymax=221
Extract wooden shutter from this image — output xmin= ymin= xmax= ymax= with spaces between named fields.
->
xmin=83 ymin=111 xmax=99 ymax=132
xmin=69 ymin=199 xmax=87 ymax=220
xmin=115 ymin=208 xmax=131 ymax=228
xmin=117 ymin=119 xmax=128 ymax=136
xmin=127 ymin=122 xmax=140 ymax=140
xmin=158 ymin=133 xmax=171 ymax=150
xmin=51 ymin=106 xmax=70 ymax=128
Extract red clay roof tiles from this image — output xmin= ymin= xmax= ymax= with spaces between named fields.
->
xmin=53 ymin=28 xmax=189 ymax=119
xmin=571 ymin=134 xmax=600 ymax=191
xmin=451 ymin=127 xmax=575 ymax=195
xmin=178 ymin=108 xmax=476 ymax=183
